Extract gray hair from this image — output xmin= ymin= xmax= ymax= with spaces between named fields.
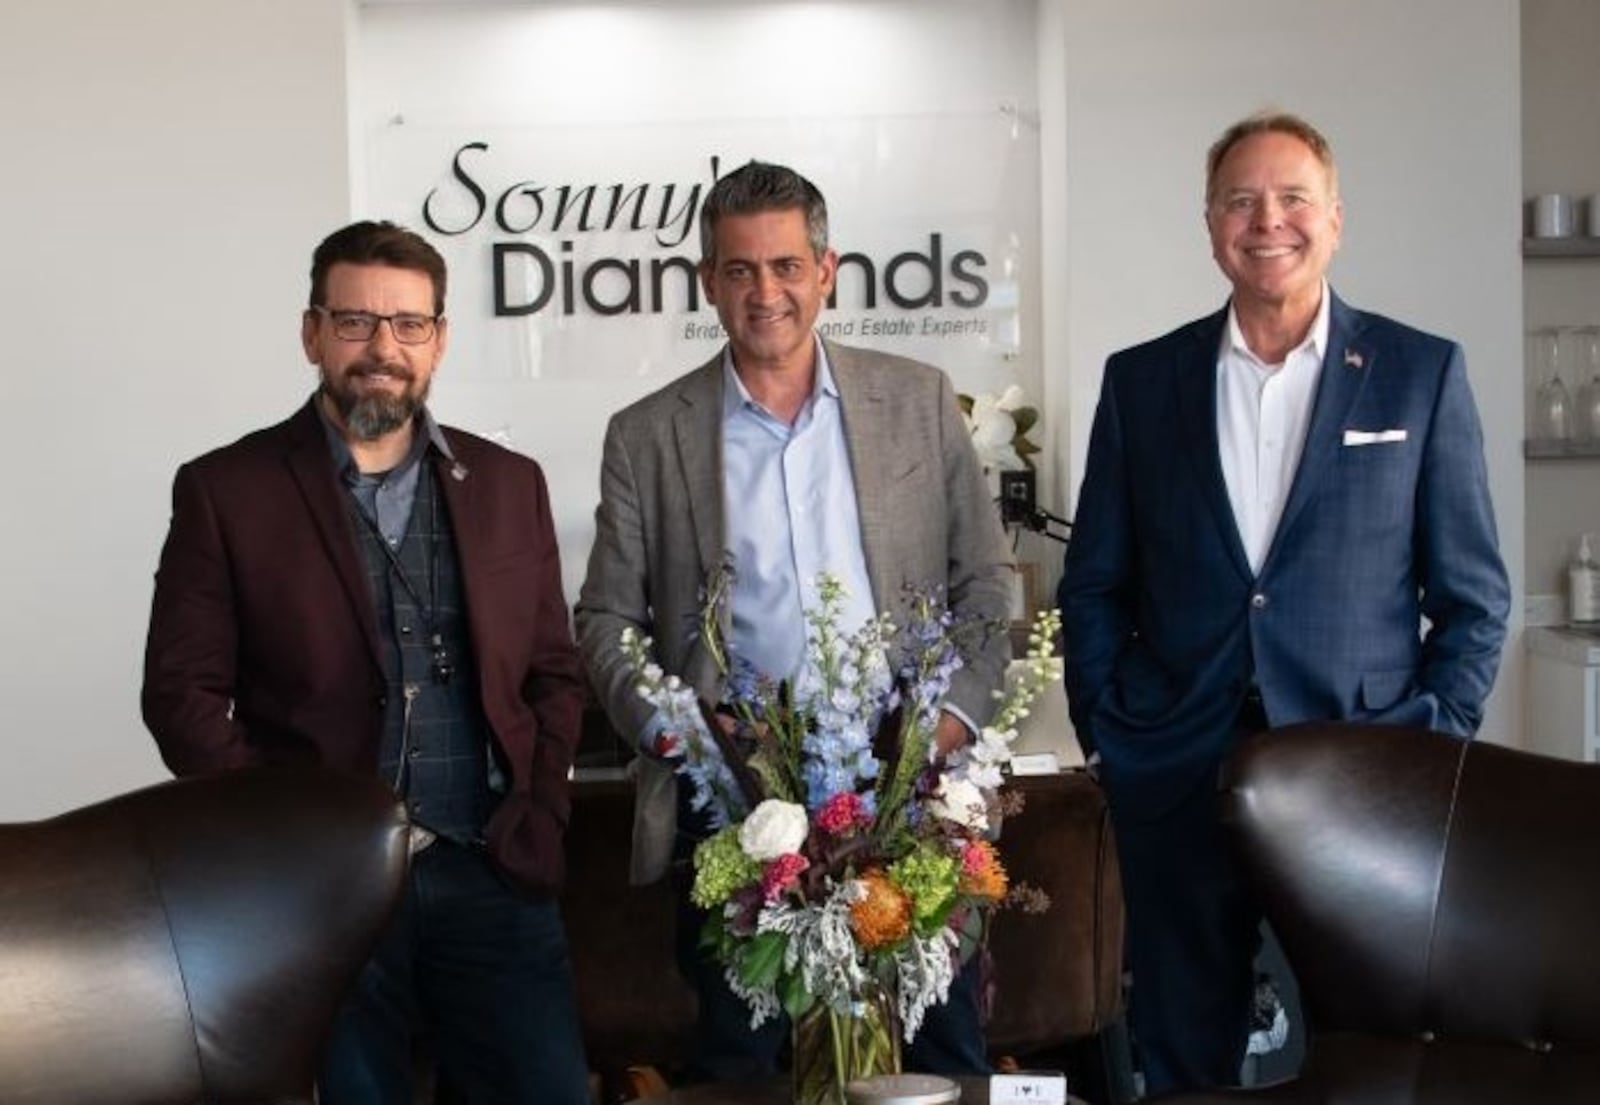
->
xmin=697 ymin=160 xmax=829 ymax=264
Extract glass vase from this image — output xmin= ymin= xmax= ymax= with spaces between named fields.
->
xmin=791 ymin=984 xmax=902 ymax=1105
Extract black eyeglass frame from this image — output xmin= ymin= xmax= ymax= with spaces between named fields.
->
xmin=311 ymin=305 xmax=442 ymax=345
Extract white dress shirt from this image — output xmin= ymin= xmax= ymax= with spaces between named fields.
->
xmin=1216 ymin=283 xmax=1330 ymax=575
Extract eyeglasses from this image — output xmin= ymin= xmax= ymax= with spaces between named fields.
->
xmin=314 ymin=307 xmax=440 ymax=345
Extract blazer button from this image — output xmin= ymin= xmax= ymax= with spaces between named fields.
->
xmin=1250 ymin=593 xmax=1269 ymax=609
xmin=377 ymin=694 xmax=388 ymax=708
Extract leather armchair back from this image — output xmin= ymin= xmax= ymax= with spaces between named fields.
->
xmin=1160 ymin=723 xmax=1600 ymax=1104
xmin=0 ymin=768 xmax=408 ymax=1105
xmin=986 ymin=770 xmax=1125 ymax=1055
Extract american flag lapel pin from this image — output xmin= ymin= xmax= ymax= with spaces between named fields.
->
xmin=1344 ymin=348 xmax=1364 ymax=370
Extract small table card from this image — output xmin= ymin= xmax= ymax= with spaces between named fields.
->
xmin=1009 ymin=752 xmax=1060 ymax=776
xmin=989 ymin=1070 xmax=1068 ymax=1104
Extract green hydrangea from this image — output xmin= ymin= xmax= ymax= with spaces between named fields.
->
xmin=691 ymin=826 xmax=761 ymax=909
xmin=888 ymin=844 xmax=960 ymax=935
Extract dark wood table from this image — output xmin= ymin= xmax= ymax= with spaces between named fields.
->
xmin=646 ymin=1075 xmax=1087 ymax=1104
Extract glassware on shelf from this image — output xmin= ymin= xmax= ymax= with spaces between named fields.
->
xmin=1530 ymin=326 xmax=1573 ymax=445
xmin=1575 ymin=326 xmax=1600 ymax=443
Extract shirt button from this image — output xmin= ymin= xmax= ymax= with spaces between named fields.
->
xmin=1250 ymin=593 xmax=1268 ymax=610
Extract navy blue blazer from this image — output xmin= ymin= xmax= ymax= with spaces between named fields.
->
xmin=1060 ymin=293 xmax=1510 ymax=820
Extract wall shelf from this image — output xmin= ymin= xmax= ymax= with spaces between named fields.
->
xmin=1523 ymin=237 xmax=1600 ymax=258
xmin=1525 ymin=440 xmax=1600 ymax=460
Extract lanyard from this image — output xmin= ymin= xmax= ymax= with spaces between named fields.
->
xmin=351 ymin=473 xmax=454 ymax=687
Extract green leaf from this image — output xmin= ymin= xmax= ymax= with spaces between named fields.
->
xmin=957 ymin=393 xmax=975 ymax=416
xmin=699 ymin=910 xmax=727 ymax=955
xmin=739 ymin=930 xmax=788 ymax=990
xmin=747 ymin=751 xmax=796 ymax=804
xmin=1011 ymin=406 xmax=1039 ymax=435
xmin=780 ymin=972 xmax=815 ymax=1020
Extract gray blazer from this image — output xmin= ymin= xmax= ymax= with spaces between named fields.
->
xmin=576 ymin=339 xmax=1015 ymax=883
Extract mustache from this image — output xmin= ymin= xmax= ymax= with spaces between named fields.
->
xmin=347 ymin=361 xmax=416 ymax=382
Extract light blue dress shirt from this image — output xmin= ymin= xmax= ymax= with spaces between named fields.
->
xmin=721 ymin=339 xmax=877 ymax=688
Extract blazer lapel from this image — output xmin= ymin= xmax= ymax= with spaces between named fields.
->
xmin=283 ymin=400 xmax=383 ymax=668
xmin=672 ymin=356 xmax=727 ymax=582
xmin=1176 ymin=310 xmax=1254 ymax=582
xmin=827 ymin=341 xmax=894 ymax=602
xmin=1263 ymin=293 xmax=1373 ymax=567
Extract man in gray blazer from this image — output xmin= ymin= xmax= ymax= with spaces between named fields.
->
xmin=576 ymin=160 xmax=1013 ymax=1080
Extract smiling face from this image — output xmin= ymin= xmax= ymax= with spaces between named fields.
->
xmin=1206 ymin=130 xmax=1343 ymax=322
xmin=699 ymin=207 xmax=837 ymax=377
xmin=302 ymin=262 xmax=447 ymax=443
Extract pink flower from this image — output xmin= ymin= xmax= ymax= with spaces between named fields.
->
xmin=816 ymin=792 xmax=871 ymax=835
xmin=961 ymin=841 xmax=988 ymax=876
xmin=760 ymin=853 xmax=810 ymax=900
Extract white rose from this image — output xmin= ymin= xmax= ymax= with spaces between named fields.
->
xmin=928 ymin=777 xmax=989 ymax=833
xmin=739 ymin=799 xmax=810 ymax=860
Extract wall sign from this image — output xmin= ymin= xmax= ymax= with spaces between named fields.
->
xmin=369 ymin=115 xmax=1037 ymax=385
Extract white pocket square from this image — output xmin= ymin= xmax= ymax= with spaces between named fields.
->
xmin=1342 ymin=428 xmax=1407 ymax=446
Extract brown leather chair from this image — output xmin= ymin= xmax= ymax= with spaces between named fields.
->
xmin=561 ymin=775 xmax=697 ymax=1100
xmin=987 ymin=770 xmax=1128 ymax=1096
xmin=1157 ymin=723 xmax=1600 ymax=1105
xmin=0 ymin=768 xmax=409 ymax=1105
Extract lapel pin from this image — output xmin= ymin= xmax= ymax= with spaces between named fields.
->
xmin=450 ymin=463 xmax=468 ymax=482
xmin=1343 ymin=349 xmax=1364 ymax=370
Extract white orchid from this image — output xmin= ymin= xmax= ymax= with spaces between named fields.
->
xmin=960 ymin=385 xmax=1038 ymax=473
xmin=927 ymin=776 xmax=989 ymax=833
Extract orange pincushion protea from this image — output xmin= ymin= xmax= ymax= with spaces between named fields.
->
xmin=959 ymin=840 xmax=1009 ymax=900
xmin=849 ymin=869 xmax=913 ymax=949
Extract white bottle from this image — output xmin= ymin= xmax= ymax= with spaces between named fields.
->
xmin=1570 ymin=533 xmax=1600 ymax=625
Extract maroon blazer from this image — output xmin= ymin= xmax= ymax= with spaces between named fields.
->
xmin=142 ymin=399 xmax=583 ymax=894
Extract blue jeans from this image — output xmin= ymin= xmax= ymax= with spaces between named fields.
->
xmin=318 ymin=838 xmax=589 ymax=1105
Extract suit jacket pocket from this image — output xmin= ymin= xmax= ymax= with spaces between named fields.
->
xmin=1359 ymin=667 xmax=1414 ymax=712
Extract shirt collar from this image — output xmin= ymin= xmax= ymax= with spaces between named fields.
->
xmin=315 ymin=395 xmax=454 ymax=483
xmin=720 ymin=334 xmax=838 ymax=422
xmin=1223 ymin=279 xmax=1332 ymax=368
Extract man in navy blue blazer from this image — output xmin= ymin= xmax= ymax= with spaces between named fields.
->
xmin=1059 ymin=111 xmax=1509 ymax=1095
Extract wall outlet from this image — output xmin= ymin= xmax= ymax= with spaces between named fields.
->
xmin=999 ymin=469 xmax=1036 ymax=525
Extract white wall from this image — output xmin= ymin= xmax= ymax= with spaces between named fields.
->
xmin=352 ymin=0 xmax=1046 ymax=604
xmin=0 ymin=0 xmax=1527 ymax=821
xmin=1522 ymin=0 xmax=1600 ymax=603
xmin=1052 ymin=0 xmax=1526 ymax=744
xmin=0 ymin=0 xmax=354 ymax=816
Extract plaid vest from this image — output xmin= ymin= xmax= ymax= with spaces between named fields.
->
xmin=348 ymin=463 xmax=496 ymax=841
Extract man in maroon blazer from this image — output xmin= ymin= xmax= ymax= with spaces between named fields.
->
xmin=142 ymin=221 xmax=589 ymax=1105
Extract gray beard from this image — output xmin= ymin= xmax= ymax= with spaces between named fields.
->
xmin=341 ymin=391 xmax=420 ymax=441
xmin=321 ymin=371 xmax=429 ymax=441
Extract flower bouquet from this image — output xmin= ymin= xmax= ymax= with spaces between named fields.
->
xmin=620 ymin=567 xmax=1060 ymax=1104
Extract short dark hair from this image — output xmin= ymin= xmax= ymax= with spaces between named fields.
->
xmin=308 ymin=220 xmax=447 ymax=315
xmin=698 ymin=161 xmax=829 ymax=264
xmin=1205 ymin=111 xmax=1338 ymax=207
